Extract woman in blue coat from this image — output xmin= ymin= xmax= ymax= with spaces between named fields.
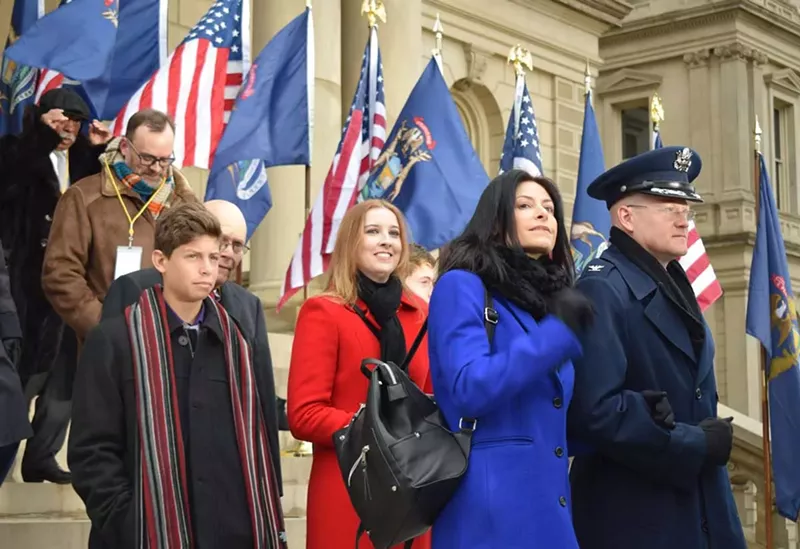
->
xmin=427 ymin=170 xmax=593 ymax=548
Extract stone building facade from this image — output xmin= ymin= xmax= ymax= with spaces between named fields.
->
xmin=3 ymin=0 xmax=800 ymax=546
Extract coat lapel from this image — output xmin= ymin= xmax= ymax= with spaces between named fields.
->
xmin=604 ymin=248 xmax=697 ymax=363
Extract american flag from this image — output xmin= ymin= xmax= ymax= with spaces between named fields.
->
xmin=653 ymin=129 xmax=723 ymax=311
xmin=277 ymin=27 xmax=385 ymax=310
xmin=108 ymin=0 xmax=249 ymax=169
xmin=499 ymin=76 xmax=543 ymax=177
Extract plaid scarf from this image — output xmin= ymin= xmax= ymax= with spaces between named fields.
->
xmin=126 ymin=285 xmax=286 ymax=548
xmin=103 ymin=141 xmax=175 ymax=220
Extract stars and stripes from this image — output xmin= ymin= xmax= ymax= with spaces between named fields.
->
xmin=653 ymin=129 xmax=723 ymax=311
xmin=499 ymin=76 xmax=543 ymax=177
xmin=277 ymin=27 xmax=385 ymax=310
xmin=109 ymin=0 xmax=249 ymax=169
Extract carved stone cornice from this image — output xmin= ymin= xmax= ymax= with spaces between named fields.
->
xmin=683 ymin=48 xmax=711 ymax=68
xmin=713 ymin=42 xmax=769 ymax=65
xmin=551 ymin=0 xmax=633 ymax=26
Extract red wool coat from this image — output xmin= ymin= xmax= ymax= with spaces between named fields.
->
xmin=288 ymin=293 xmax=432 ymax=549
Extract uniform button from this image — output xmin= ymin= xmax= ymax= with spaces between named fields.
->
xmin=45 ymin=214 xmax=52 ymax=221
xmin=553 ymin=397 xmax=563 ymax=409
xmin=178 ymin=335 xmax=190 ymax=346
xmin=701 ymin=518 xmax=709 ymax=533
xmin=695 ymin=388 xmax=702 ymax=400
xmin=555 ymin=447 xmax=564 ymax=458
xmin=559 ymin=496 xmax=567 ymax=507
xmin=40 ymin=238 xmax=48 ymax=248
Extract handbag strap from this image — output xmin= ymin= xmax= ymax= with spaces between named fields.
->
xmin=459 ymin=283 xmax=499 ymax=440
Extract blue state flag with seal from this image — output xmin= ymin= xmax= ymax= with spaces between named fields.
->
xmin=362 ymin=57 xmax=488 ymax=250
xmin=0 ymin=0 xmax=44 ymax=136
xmin=570 ymin=89 xmax=609 ymax=275
xmin=746 ymin=151 xmax=800 ymax=521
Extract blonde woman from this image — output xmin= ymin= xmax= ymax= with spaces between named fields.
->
xmin=288 ymin=200 xmax=432 ymax=549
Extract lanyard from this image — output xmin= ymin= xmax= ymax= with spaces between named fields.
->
xmin=104 ymin=161 xmax=166 ymax=248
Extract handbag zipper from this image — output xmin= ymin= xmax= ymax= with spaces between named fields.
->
xmin=347 ymin=444 xmax=370 ymax=487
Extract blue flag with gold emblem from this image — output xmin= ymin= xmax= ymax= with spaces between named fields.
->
xmin=0 ymin=0 xmax=43 ymax=136
xmin=746 ymin=151 xmax=800 ymax=521
xmin=571 ymin=90 xmax=608 ymax=275
xmin=362 ymin=57 xmax=488 ymax=250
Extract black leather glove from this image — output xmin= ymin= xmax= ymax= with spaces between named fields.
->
xmin=548 ymin=288 xmax=594 ymax=334
xmin=640 ymin=390 xmax=676 ymax=429
xmin=699 ymin=417 xmax=734 ymax=466
xmin=2 ymin=338 xmax=21 ymax=366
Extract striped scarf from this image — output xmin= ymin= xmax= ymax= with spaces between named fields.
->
xmin=112 ymin=160 xmax=174 ymax=220
xmin=126 ymin=285 xmax=286 ymax=548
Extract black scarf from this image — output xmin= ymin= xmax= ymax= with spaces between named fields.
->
xmin=356 ymin=272 xmax=407 ymax=366
xmin=479 ymin=245 xmax=572 ymax=321
xmin=610 ymin=227 xmax=705 ymax=354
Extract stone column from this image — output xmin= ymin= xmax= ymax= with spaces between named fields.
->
xmin=341 ymin=0 xmax=422 ymax=127
xmin=248 ymin=0 xmax=341 ymax=329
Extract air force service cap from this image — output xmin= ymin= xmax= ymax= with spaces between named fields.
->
xmin=587 ymin=146 xmax=703 ymax=208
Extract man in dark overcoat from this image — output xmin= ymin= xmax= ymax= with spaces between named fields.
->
xmin=567 ymin=146 xmax=747 ymax=549
xmin=0 ymin=236 xmax=32 ymax=484
xmin=0 ymin=88 xmax=111 ymax=483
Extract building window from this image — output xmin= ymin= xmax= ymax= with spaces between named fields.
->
xmin=772 ymin=99 xmax=796 ymax=214
xmin=620 ymin=105 xmax=650 ymax=159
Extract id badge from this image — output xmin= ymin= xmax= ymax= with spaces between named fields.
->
xmin=114 ymin=246 xmax=143 ymax=279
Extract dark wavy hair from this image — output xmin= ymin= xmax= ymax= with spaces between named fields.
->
xmin=438 ymin=169 xmax=574 ymax=285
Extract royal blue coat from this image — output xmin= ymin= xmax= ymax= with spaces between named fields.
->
xmin=427 ymin=270 xmax=582 ymax=549
xmin=568 ymin=246 xmax=747 ymax=549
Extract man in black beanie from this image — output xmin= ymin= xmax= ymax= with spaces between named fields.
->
xmin=0 ymin=87 xmax=112 ymax=483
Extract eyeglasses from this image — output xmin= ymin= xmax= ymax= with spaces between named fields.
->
xmin=220 ymin=239 xmax=250 ymax=255
xmin=127 ymin=140 xmax=176 ymax=168
xmin=625 ymin=204 xmax=696 ymax=222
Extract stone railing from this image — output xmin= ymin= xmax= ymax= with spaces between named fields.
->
xmin=722 ymin=404 xmax=800 ymax=549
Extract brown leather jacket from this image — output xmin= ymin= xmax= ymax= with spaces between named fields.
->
xmin=41 ymin=167 xmax=198 ymax=340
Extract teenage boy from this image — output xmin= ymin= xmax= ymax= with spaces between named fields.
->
xmin=69 ymin=202 xmax=286 ymax=549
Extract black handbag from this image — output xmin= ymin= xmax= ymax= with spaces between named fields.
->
xmin=333 ymin=286 xmax=498 ymax=549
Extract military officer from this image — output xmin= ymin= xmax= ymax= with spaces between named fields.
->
xmin=567 ymin=146 xmax=747 ymax=549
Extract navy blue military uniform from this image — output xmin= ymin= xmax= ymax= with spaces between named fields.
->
xmin=568 ymin=146 xmax=747 ymax=549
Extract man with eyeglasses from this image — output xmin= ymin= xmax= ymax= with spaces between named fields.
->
xmin=566 ymin=146 xmax=746 ymax=549
xmin=100 ymin=199 xmax=285 ymax=491
xmin=42 ymin=108 xmax=199 ymax=346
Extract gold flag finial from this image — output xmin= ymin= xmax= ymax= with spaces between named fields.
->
xmin=650 ymin=93 xmax=664 ymax=128
xmin=755 ymin=115 xmax=762 ymax=153
xmin=507 ymin=45 xmax=533 ymax=77
xmin=361 ymin=0 xmax=386 ymax=28
xmin=584 ymin=60 xmax=592 ymax=95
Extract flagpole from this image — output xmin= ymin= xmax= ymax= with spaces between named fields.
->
xmin=584 ymin=60 xmax=592 ymax=100
xmin=302 ymin=0 xmax=313 ymax=304
xmin=754 ymin=116 xmax=775 ymax=549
